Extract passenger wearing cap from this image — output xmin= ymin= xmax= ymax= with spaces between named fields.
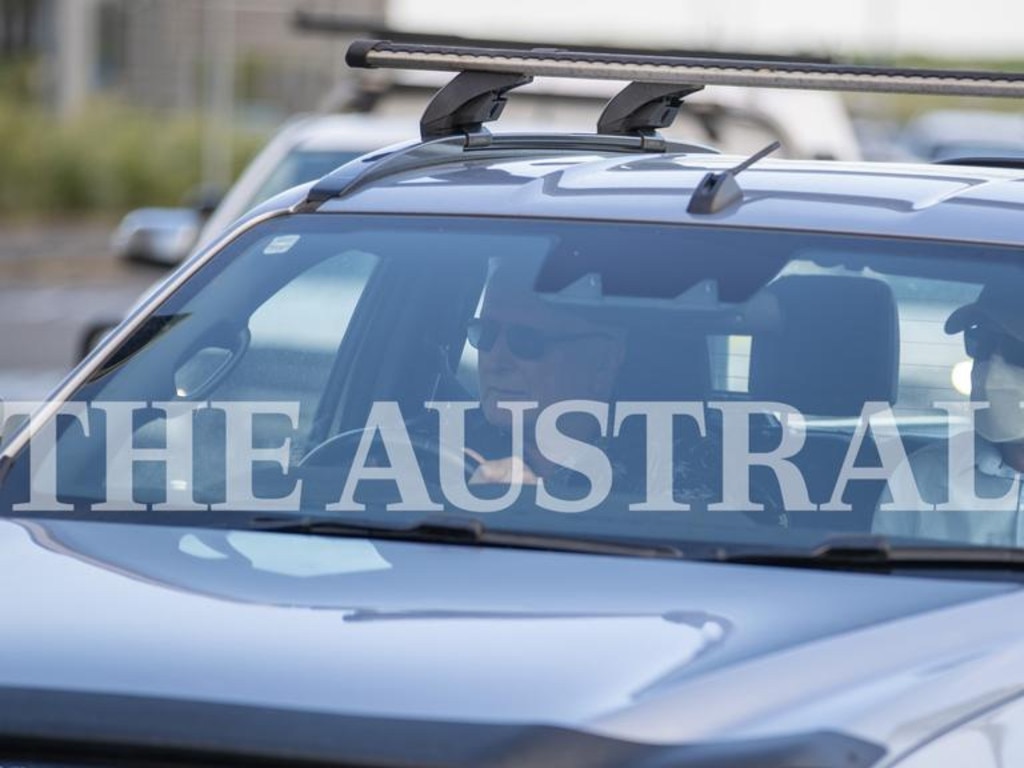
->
xmin=874 ymin=282 xmax=1024 ymax=545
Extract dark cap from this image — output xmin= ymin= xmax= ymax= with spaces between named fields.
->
xmin=945 ymin=282 xmax=1024 ymax=339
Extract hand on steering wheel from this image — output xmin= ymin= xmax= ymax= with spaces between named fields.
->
xmin=298 ymin=427 xmax=482 ymax=481
xmin=464 ymin=448 xmax=539 ymax=486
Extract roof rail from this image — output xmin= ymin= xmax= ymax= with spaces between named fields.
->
xmin=346 ymin=40 xmax=1024 ymax=99
xmin=295 ymin=133 xmax=718 ymax=211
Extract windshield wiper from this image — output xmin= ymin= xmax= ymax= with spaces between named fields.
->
xmin=246 ymin=513 xmax=683 ymax=560
xmin=718 ymin=534 xmax=1024 ymax=573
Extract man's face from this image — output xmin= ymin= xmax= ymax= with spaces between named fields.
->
xmin=967 ymin=323 xmax=1024 ymax=443
xmin=475 ymin=287 xmax=625 ymax=432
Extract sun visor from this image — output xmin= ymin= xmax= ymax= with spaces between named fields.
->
xmin=534 ymin=245 xmax=788 ymax=303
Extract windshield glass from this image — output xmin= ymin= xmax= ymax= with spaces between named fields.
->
xmin=4 ymin=214 xmax=1024 ymax=552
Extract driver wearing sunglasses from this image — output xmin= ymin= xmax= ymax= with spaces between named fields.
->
xmin=874 ymin=280 xmax=1024 ymax=545
xmin=464 ymin=262 xmax=627 ymax=485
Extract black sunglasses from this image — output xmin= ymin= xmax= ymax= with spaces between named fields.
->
xmin=964 ymin=324 xmax=1024 ymax=368
xmin=466 ymin=318 xmax=608 ymax=361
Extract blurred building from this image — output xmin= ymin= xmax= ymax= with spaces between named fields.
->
xmin=18 ymin=0 xmax=386 ymax=119
xmin=390 ymin=0 xmax=1024 ymax=59
xmin=0 ymin=0 xmax=39 ymax=56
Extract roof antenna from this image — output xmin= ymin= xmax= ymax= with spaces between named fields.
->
xmin=687 ymin=140 xmax=781 ymax=215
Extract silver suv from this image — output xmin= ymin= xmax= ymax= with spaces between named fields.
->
xmin=4 ymin=41 xmax=1024 ymax=768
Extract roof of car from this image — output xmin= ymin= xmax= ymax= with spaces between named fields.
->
xmin=298 ymin=146 xmax=1024 ymax=247
xmin=225 ymin=42 xmax=1024 ymax=251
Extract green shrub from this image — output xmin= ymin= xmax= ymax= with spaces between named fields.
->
xmin=0 ymin=97 xmax=265 ymax=220
xmin=0 ymin=58 xmax=38 ymax=104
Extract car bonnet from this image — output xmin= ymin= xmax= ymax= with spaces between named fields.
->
xmin=0 ymin=517 xmax=1015 ymax=740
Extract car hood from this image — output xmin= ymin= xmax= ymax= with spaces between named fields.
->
xmin=4 ymin=517 xmax=1022 ymax=749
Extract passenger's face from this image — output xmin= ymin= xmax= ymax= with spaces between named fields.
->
xmin=476 ymin=289 xmax=624 ymax=432
xmin=968 ymin=326 xmax=1024 ymax=443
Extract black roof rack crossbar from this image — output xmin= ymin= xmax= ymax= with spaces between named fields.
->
xmin=297 ymin=10 xmax=834 ymax=64
xmin=597 ymin=82 xmax=704 ymax=146
xmin=419 ymin=70 xmax=533 ymax=142
xmin=346 ymin=39 xmax=1024 ymax=99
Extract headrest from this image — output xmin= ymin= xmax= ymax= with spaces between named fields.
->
xmin=749 ymin=275 xmax=899 ymax=416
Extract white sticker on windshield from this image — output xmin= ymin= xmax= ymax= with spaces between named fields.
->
xmin=264 ymin=235 xmax=300 ymax=254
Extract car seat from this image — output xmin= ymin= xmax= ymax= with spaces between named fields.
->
xmin=748 ymin=274 xmax=900 ymax=530
xmin=608 ymin=312 xmax=715 ymax=500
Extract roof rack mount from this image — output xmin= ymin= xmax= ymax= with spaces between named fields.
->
xmin=371 ymin=53 xmax=711 ymax=146
xmin=346 ymin=40 xmax=1024 ymax=99
xmin=420 ymin=70 xmax=532 ymax=142
xmin=596 ymin=82 xmax=703 ymax=144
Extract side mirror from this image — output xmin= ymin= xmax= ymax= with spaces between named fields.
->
xmin=77 ymin=319 xmax=120 ymax=362
xmin=185 ymin=184 xmax=225 ymax=220
xmin=111 ymin=208 xmax=201 ymax=266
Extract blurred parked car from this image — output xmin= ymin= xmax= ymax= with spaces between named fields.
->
xmin=852 ymin=117 xmax=919 ymax=162
xmin=901 ymin=108 xmax=1024 ymax=162
xmin=110 ymin=112 xmax=415 ymax=266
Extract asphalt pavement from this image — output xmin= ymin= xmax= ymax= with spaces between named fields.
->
xmin=0 ymin=222 xmax=163 ymax=401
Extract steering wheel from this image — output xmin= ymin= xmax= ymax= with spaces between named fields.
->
xmin=297 ymin=427 xmax=482 ymax=481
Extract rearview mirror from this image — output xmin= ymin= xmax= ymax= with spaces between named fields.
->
xmin=173 ymin=325 xmax=251 ymax=399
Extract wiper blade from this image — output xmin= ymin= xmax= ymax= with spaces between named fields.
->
xmin=720 ymin=534 xmax=1024 ymax=572
xmin=247 ymin=514 xmax=682 ymax=560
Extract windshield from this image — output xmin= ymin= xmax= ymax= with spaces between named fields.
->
xmin=4 ymin=214 xmax=1024 ymax=554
